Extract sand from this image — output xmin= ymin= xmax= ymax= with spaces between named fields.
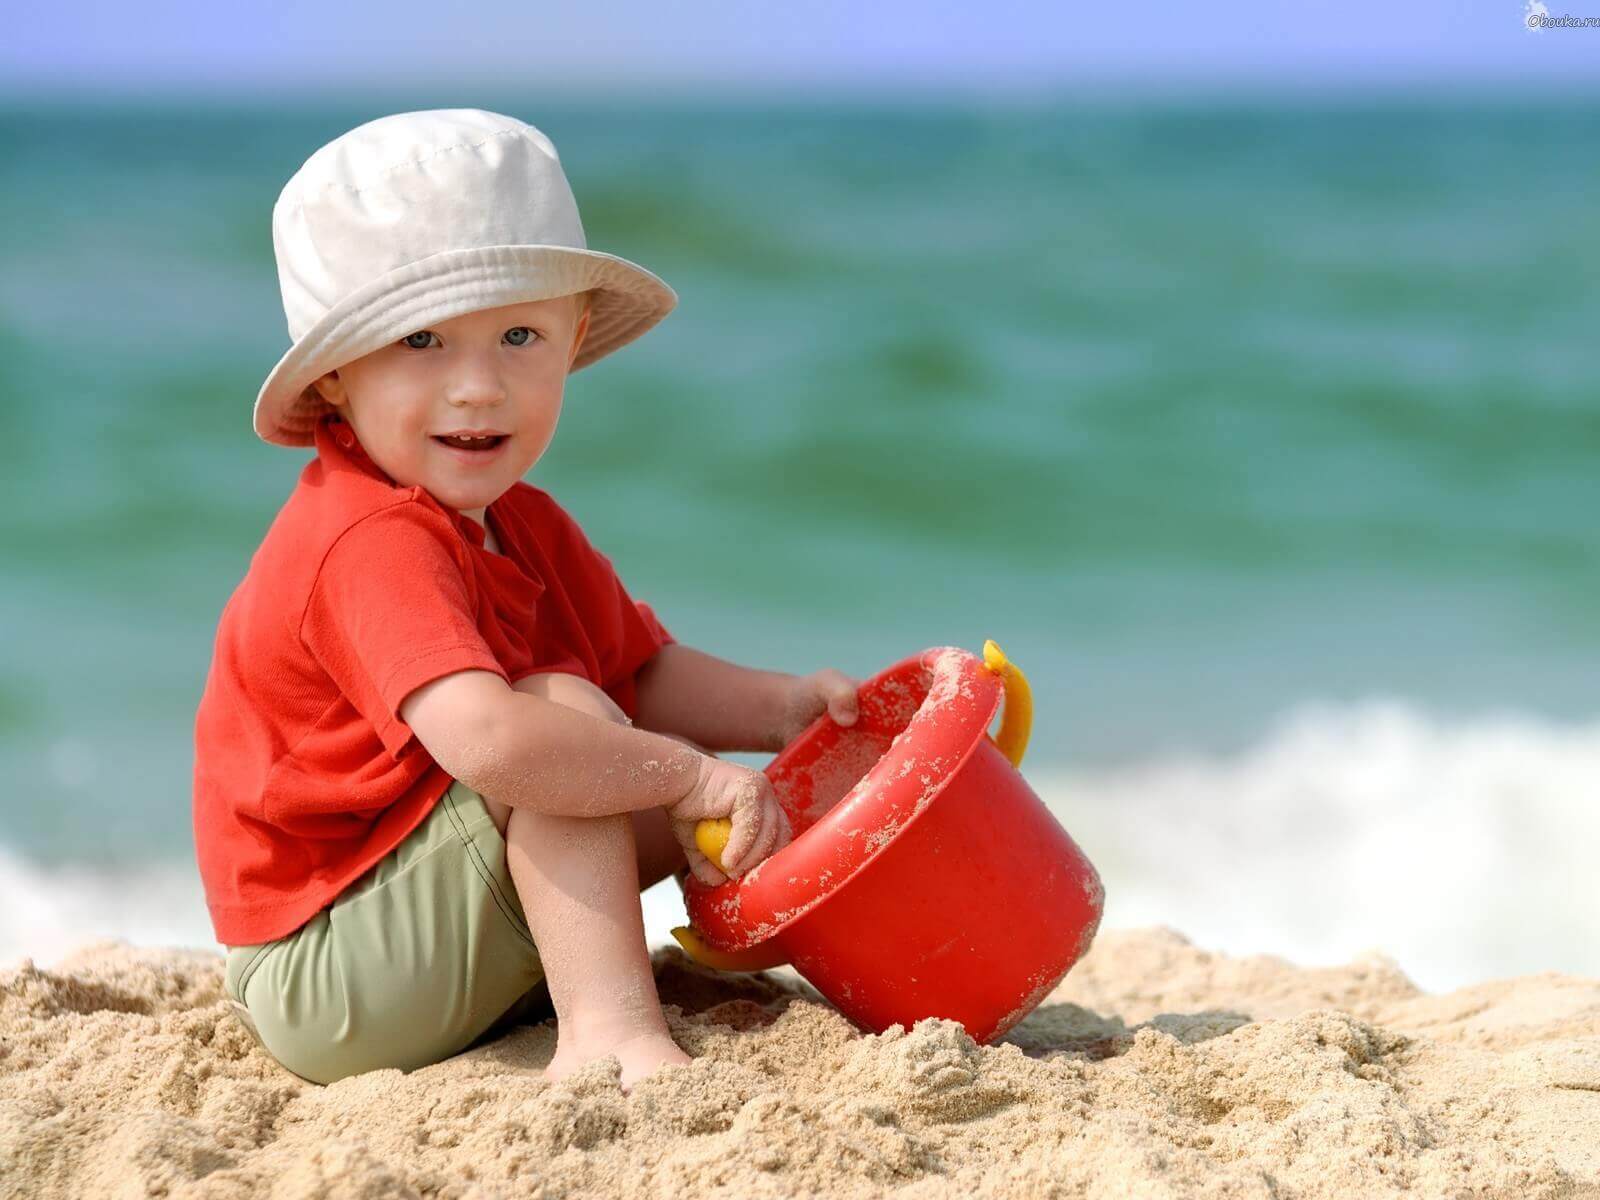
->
xmin=2 ymin=927 xmax=1596 ymax=1199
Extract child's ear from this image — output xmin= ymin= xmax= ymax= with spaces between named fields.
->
xmin=310 ymin=370 xmax=346 ymax=408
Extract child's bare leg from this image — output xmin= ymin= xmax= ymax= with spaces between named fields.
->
xmin=478 ymin=675 xmax=702 ymax=1085
xmin=503 ymin=804 xmax=691 ymax=1086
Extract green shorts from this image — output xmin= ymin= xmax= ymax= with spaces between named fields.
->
xmin=222 ymin=779 xmax=549 ymax=1085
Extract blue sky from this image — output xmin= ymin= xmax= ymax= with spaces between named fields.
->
xmin=3 ymin=0 xmax=1595 ymax=99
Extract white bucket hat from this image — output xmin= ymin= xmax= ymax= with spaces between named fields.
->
xmin=253 ymin=108 xmax=678 ymax=448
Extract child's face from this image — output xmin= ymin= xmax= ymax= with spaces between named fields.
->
xmin=311 ymin=294 xmax=591 ymax=524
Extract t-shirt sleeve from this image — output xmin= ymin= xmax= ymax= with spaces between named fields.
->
xmin=548 ymin=504 xmax=677 ymax=721
xmin=299 ymin=502 xmax=510 ymax=760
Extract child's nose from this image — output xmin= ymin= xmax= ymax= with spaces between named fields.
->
xmin=444 ymin=363 xmax=509 ymax=406
xmin=446 ymin=382 xmax=507 ymax=406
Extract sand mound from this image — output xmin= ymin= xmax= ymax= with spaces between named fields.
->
xmin=2 ymin=928 xmax=1596 ymax=1198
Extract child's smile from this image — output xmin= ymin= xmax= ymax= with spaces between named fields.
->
xmin=431 ymin=431 xmax=512 ymax=465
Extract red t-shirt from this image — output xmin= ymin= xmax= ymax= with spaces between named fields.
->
xmin=192 ymin=411 xmax=675 ymax=946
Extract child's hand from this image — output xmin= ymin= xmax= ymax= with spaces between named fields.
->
xmin=667 ymin=757 xmax=791 ymax=885
xmin=771 ymin=668 xmax=861 ymax=750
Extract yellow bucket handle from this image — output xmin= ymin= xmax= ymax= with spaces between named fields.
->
xmin=671 ymin=819 xmax=790 ymax=971
xmin=981 ymin=639 xmax=1032 ymax=768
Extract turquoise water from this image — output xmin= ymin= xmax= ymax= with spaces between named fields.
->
xmin=1 ymin=93 xmax=1597 ymax=907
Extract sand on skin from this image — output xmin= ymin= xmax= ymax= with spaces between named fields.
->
xmin=1 ymin=926 xmax=1597 ymax=1199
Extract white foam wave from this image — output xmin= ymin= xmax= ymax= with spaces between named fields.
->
xmin=1031 ymin=698 xmax=1600 ymax=993
xmin=3 ymin=699 xmax=1597 ymax=992
xmin=0 ymin=848 xmax=696 ymax=972
xmin=0 ymin=849 xmax=218 ymax=970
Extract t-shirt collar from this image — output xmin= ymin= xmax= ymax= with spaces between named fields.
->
xmin=316 ymin=411 xmax=389 ymax=481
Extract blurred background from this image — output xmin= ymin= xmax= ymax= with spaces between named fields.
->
xmin=2 ymin=1 xmax=1596 ymax=994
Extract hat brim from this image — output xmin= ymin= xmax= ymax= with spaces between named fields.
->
xmin=253 ymin=243 xmax=677 ymax=448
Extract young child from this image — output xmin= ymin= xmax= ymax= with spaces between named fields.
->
xmin=192 ymin=108 xmax=860 ymax=1089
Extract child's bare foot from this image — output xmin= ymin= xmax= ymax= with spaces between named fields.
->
xmin=618 ymin=1030 xmax=692 ymax=1089
xmin=546 ymin=1015 xmax=691 ymax=1090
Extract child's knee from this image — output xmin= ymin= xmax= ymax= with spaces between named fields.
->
xmin=511 ymin=671 xmax=630 ymax=726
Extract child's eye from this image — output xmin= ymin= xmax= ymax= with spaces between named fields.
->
xmin=398 ymin=328 xmax=540 ymax=350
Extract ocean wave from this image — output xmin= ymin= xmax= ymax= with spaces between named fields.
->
xmin=0 ymin=849 xmax=218 ymax=970
xmin=4 ymin=699 xmax=1597 ymax=991
xmin=0 ymin=848 xmax=699 ymax=973
xmin=1029 ymin=698 xmax=1600 ymax=992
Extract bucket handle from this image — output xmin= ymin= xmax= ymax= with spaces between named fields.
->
xmin=981 ymin=639 xmax=1033 ymax=768
xmin=669 ymin=923 xmax=789 ymax=972
xmin=671 ymin=821 xmax=790 ymax=971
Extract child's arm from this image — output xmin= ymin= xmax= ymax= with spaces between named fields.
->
xmin=401 ymin=669 xmax=704 ymax=818
xmin=631 ymin=643 xmax=859 ymax=754
xmin=630 ymin=644 xmax=790 ymax=753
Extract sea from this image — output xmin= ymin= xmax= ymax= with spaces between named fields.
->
xmin=1 ymin=89 xmax=1596 ymax=994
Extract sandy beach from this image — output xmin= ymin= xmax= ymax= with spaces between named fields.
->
xmin=2 ymin=926 xmax=1596 ymax=1198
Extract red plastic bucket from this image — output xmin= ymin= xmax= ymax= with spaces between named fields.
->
xmin=682 ymin=644 xmax=1104 ymax=1043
